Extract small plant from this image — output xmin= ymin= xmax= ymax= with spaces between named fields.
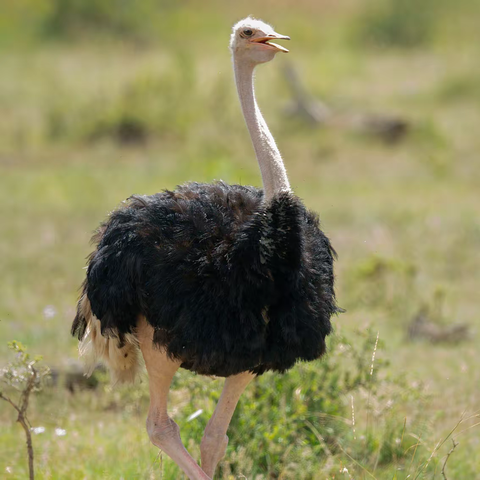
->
xmin=0 ymin=341 xmax=50 ymax=480
xmin=346 ymin=254 xmax=417 ymax=318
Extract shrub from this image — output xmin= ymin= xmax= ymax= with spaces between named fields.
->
xmin=39 ymin=0 xmax=168 ymax=41
xmin=354 ymin=0 xmax=437 ymax=48
xmin=169 ymin=329 xmax=424 ymax=478
xmin=45 ymin=56 xmax=198 ymax=145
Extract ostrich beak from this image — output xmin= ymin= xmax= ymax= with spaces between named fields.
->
xmin=252 ymin=33 xmax=290 ymax=53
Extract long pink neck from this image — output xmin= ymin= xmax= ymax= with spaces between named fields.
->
xmin=233 ymin=58 xmax=291 ymax=202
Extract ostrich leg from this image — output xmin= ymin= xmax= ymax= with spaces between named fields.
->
xmin=200 ymin=372 xmax=255 ymax=477
xmin=137 ymin=318 xmax=211 ymax=480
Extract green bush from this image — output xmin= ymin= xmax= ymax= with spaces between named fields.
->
xmin=45 ymin=54 xmax=198 ymax=144
xmin=39 ymin=0 xmax=171 ymax=41
xmin=354 ymin=0 xmax=438 ymax=48
xmin=168 ymin=329 xmax=424 ymax=478
xmin=0 ymin=0 xmax=184 ymax=44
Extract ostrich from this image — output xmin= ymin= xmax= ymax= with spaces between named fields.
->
xmin=72 ymin=17 xmax=339 ymax=479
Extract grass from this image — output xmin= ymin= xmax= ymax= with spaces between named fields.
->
xmin=1 ymin=0 xmax=480 ymax=478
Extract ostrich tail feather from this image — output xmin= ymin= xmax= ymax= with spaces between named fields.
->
xmin=72 ymin=293 xmax=141 ymax=384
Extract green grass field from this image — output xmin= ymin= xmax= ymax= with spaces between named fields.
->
xmin=1 ymin=1 xmax=479 ymax=478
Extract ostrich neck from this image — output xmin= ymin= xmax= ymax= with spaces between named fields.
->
xmin=233 ymin=58 xmax=291 ymax=201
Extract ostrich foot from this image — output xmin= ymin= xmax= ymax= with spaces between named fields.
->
xmin=200 ymin=371 xmax=255 ymax=477
xmin=147 ymin=414 xmax=211 ymax=480
xmin=200 ymin=431 xmax=229 ymax=477
xmin=138 ymin=317 xmax=211 ymax=480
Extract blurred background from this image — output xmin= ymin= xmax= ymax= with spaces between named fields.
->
xmin=1 ymin=0 xmax=479 ymax=478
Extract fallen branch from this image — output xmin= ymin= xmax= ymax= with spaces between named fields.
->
xmin=282 ymin=62 xmax=409 ymax=144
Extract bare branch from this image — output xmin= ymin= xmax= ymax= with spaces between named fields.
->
xmin=0 ymin=391 xmax=21 ymax=413
xmin=441 ymin=439 xmax=459 ymax=480
xmin=282 ymin=62 xmax=409 ymax=144
xmin=19 ymin=366 xmax=38 ymax=416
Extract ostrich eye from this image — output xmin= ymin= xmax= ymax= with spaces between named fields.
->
xmin=242 ymin=29 xmax=253 ymax=37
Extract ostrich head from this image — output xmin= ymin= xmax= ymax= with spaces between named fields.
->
xmin=230 ymin=17 xmax=290 ymax=64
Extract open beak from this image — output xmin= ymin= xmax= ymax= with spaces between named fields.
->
xmin=252 ymin=33 xmax=290 ymax=53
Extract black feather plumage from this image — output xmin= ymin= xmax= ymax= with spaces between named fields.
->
xmin=72 ymin=181 xmax=339 ymax=377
